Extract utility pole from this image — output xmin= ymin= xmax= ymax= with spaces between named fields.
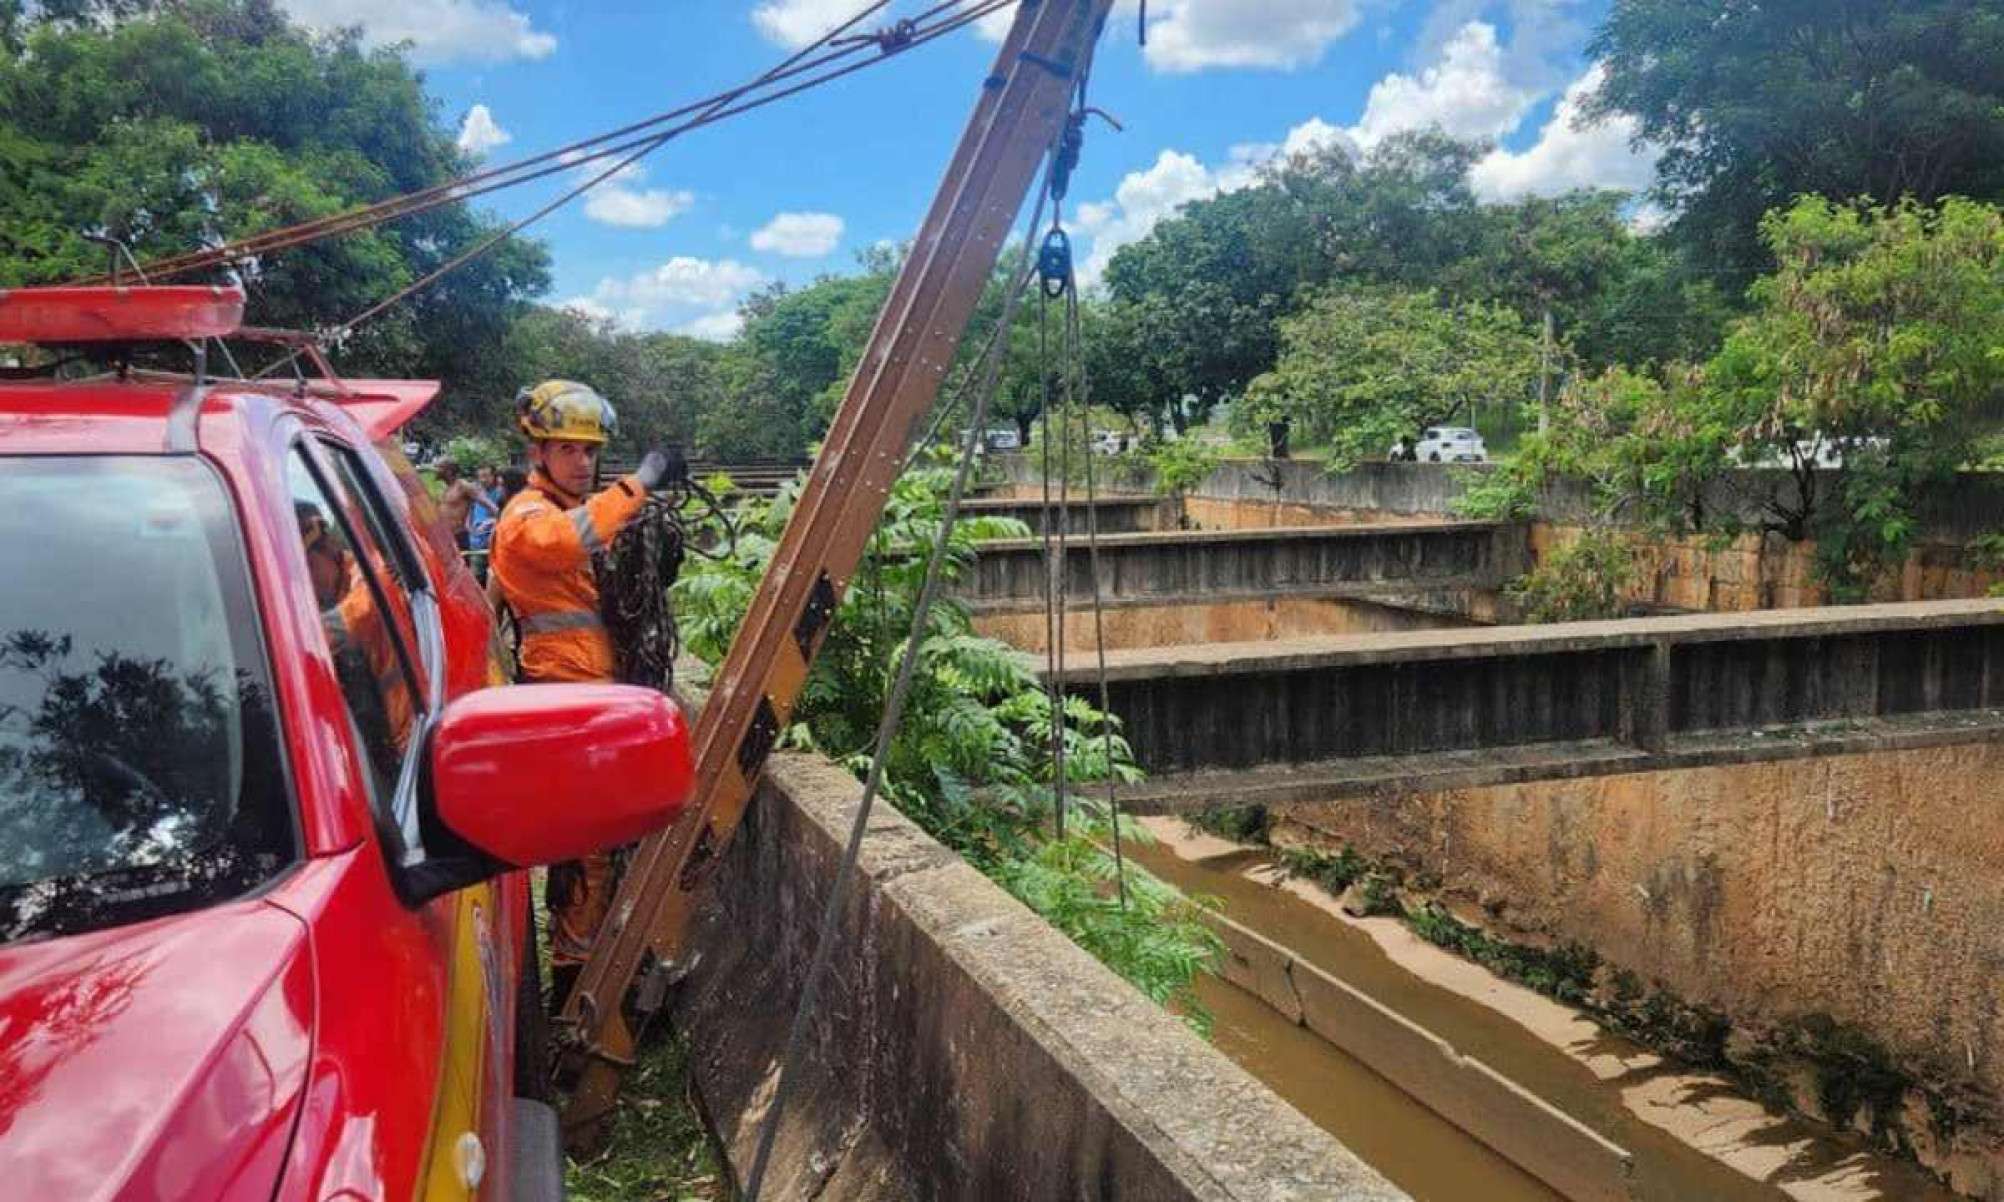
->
xmin=1538 ymin=306 xmax=1554 ymax=435
xmin=556 ymin=0 xmax=1117 ymax=1146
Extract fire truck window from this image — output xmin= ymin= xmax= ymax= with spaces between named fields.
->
xmin=285 ymin=449 xmax=422 ymax=815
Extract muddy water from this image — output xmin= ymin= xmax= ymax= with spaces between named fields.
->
xmin=1131 ymin=827 xmax=1957 ymax=1202
xmin=1201 ymin=968 xmax=1561 ymax=1201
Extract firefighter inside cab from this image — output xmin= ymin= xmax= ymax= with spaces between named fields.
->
xmin=492 ymin=379 xmax=675 ymax=1004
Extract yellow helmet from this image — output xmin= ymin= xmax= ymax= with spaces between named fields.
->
xmin=515 ymin=379 xmax=618 ymax=445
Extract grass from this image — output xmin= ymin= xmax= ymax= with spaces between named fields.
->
xmin=529 ymin=869 xmax=728 ymax=1202
xmin=562 ymin=1031 xmax=728 ymax=1202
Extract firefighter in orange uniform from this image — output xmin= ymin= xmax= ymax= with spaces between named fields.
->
xmin=492 ymin=380 xmax=674 ymax=1003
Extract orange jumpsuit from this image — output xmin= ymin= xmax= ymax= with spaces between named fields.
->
xmin=492 ymin=467 xmax=649 ymax=965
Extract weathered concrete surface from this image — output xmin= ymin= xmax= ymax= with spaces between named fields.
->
xmin=1272 ymin=739 xmax=2004 ymax=1197
xmin=673 ymin=748 xmax=1407 ymax=1201
xmin=961 ymin=494 xmax=1176 ymax=535
xmin=1533 ymin=523 xmax=2004 ymax=613
xmin=983 ymin=456 xmax=2004 ymax=611
xmin=974 ymin=594 xmax=1475 ymax=655
xmin=1049 ymin=598 xmax=2004 ymax=777
xmin=966 ymin=521 xmax=1525 ymax=613
xmin=1208 ymin=912 xmax=1635 ymax=1202
xmin=985 ymin=454 xmax=2004 ymax=543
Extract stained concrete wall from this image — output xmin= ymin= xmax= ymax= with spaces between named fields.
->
xmin=672 ymin=748 xmax=1407 ymax=1201
xmin=974 ymin=595 xmax=1475 ymax=655
xmin=967 ymin=522 xmax=1524 ymax=613
xmin=1273 ymin=741 xmax=2004 ymax=1197
xmin=982 ymin=456 xmax=2004 ymax=611
xmin=961 ymin=494 xmax=1175 ymax=535
xmin=1057 ymin=599 xmax=2004 ymax=777
xmin=986 ymin=454 xmax=2004 ymax=542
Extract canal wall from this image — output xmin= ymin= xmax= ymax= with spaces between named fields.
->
xmin=671 ymin=746 xmax=1406 ymax=1201
xmin=974 ymin=594 xmax=1479 ymax=655
xmin=1206 ymin=910 xmax=1634 ymax=1202
xmin=1274 ymin=742 xmax=2004 ymax=1197
xmin=966 ymin=522 xmax=1525 ymax=613
xmin=981 ymin=455 xmax=2004 ymax=612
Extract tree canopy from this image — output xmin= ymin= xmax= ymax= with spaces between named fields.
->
xmin=1487 ymin=195 xmax=2004 ymax=597
xmin=1237 ymin=285 xmax=1540 ymax=468
xmin=1590 ymin=0 xmax=2004 ymax=285
xmin=0 ymin=0 xmax=550 ymax=431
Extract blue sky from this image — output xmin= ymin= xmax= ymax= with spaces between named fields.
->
xmin=276 ymin=1 xmax=1653 ymax=338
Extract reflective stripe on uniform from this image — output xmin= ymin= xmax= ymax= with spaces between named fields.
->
xmin=520 ymin=609 xmax=606 ymax=635
xmin=568 ymin=505 xmax=605 ymax=555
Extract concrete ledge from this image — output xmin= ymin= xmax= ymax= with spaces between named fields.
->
xmin=1116 ymin=710 xmax=2004 ymax=812
xmin=673 ymin=748 xmax=1407 ymax=1201
xmin=969 ymin=521 xmax=1524 ymax=611
xmin=1208 ymin=914 xmax=1634 ymax=1202
xmin=1046 ymin=598 xmax=2004 ymax=777
xmin=1056 ymin=597 xmax=2004 ymax=684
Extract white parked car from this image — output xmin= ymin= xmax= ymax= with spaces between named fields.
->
xmin=1401 ymin=426 xmax=1487 ymax=463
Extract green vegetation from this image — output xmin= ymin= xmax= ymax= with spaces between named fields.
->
xmin=674 ymin=459 xmax=1223 ymax=1032
xmin=1188 ymin=804 xmax=1271 ymax=845
xmin=0 ymin=0 xmax=550 ymax=432
xmin=1589 ymin=0 xmax=2004 ymax=290
xmin=1488 ymin=195 xmax=2004 ymax=598
xmin=563 ymin=1032 xmax=725 ymax=1202
xmin=1505 ymin=529 xmax=1639 ymax=623
xmin=1235 ymin=285 xmax=1540 ymax=470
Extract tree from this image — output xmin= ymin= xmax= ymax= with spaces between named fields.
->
xmin=672 ymin=461 xmax=1222 ymax=1030
xmin=1236 ymin=285 xmax=1540 ymax=468
xmin=1590 ymin=0 xmax=2004 ymax=284
xmin=495 ymin=306 xmax=726 ymax=452
xmin=0 ymin=0 xmax=549 ymax=407
xmin=1706 ymin=195 xmax=2004 ymax=591
xmin=1490 ymin=195 xmax=2004 ymax=600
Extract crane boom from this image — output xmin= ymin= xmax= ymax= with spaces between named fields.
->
xmin=557 ymin=0 xmax=1116 ymax=1143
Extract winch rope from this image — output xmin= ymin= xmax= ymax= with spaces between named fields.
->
xmin=740 ymin=170 xmax=1058 ymax=1202
xmin=1035 ymin=64 xmax=1128 ymax=895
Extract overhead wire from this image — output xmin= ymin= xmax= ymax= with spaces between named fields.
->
xmin=80 ymin=0 xmax=1005 ymax=288
xmin=245 ymin=0 xmax=1017 ymax=381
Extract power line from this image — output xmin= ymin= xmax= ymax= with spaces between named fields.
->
xmin=85 ymin=0 xmax=1012 ymax=290
xmin=242 ymin=0 xmax=1017 ymax=378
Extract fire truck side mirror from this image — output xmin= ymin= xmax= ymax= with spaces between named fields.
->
xmin=427 ymin=684 xmax=695 ymax=869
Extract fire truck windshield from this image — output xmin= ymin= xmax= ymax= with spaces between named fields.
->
xmin=0 ymin=457 xmax=293 ymax=943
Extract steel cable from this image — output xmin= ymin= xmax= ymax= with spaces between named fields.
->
xmin=740 ymin=168 xmax=1056 ymax=1202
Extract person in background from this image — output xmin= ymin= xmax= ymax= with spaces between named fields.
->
xmin=466 ymin=464 xmax=501 ymax=581
xmin=434 ymin=461 xmax=483 ymax=554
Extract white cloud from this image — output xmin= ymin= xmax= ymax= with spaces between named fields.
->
xmin=584 ymin=257 xmax=768 ymax=332
xmin=1469 ymin=65 xmax=1659 ymax=201
xmin=1070 ymin=20 xmax=1662 ymax=286
xmin=455 ymin=104 xmax=511 ymax=158
xmin=1349 ymin=22 xmax=1537 ymax=149
xmin=569 ymin=161 xmax=694 ymax=229
xmin=584 ymin=184 xmax=695 ymax=229
xmin=278 ymin=0 xmax=555 ymax=64
xmin=1143 ymin=0 xmax=1365 ymax=73
xmin=749 ymin=212 xmax=845 ymax=258
xmin=678 ymin=311 xmax=747 ymax=341
xmin=751 ymin=0 xmax=862 ymax=49
xmin=1073 ymin=149 xmax=1229 ymax=284
xmin=978 ymin=1 xmax=1365 ymax=74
